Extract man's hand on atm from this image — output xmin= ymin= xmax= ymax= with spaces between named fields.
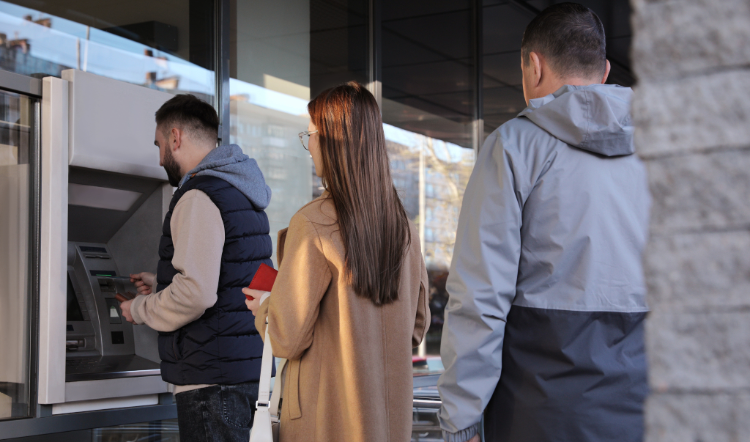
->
xmin=113 ymin=272 xmax=154 ymax=324
xmin=119 ymin=297 xmax=136 ymax=324
xmin=131 ymin=272 xmax=156 ymax=295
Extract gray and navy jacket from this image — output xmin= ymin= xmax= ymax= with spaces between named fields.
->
xmin=156 ymin=144 xmax=273 ymax=385
xmin=437 ymin=84 xmax=651 ymax=442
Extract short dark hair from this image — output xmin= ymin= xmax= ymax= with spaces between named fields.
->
xmin=521 ymin=3 xmax=606 ymax=79
xmin=155 ymin=94 xmax=219 ymax=144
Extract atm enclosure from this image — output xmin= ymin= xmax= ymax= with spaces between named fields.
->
xmin=39 ymin=70 xmax=175 ymax=413
xmin=65 ymin=242 xmax=160 ymax=382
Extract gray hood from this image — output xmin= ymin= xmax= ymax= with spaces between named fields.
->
xmin=518 ymin=84 xmax=634 ymax=157
xmin=180 ymin=144 xmax=272 ymax=209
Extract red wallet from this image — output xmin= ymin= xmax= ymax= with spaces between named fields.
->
xmin=246 ymin=263 xmax=278 ymax=300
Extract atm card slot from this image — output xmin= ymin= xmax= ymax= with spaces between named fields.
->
xmin=102 ymin=276 xmax=132 ymax=282
xmin=90 ymin=270 xmax=118 ymax=277
xmin=66 ymin=339 xmax=86 ymax=351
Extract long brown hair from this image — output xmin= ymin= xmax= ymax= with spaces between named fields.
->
xmin=308 ymin=82 xmax=411 ymax=305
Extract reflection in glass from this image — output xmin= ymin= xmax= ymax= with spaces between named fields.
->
xmin=0 ymin=90 xmax=34 ymax=420
xmin=0 ymin=0 xmax=215 ymax=102
xmin=386 ymin=125 xmax=474 ymax=358
xmin=412 ymin=372 xmax=443 ymax=441
xmin=412 ymin=406 xmax=442 ymax=442
xmin=481 ymin=1 xmax=530 ymax=138
xmin=93 ymin=418 xmax=180 ymax=442
xmin=229 ymin=0 xmax=368 ymax=263
xmin=381 ymin=1 xmax=477 ymax=360
xmin=382 ymin=0 xmax=475 ymax=148
xmin=2 ymin=419 xmax=180 ymax=442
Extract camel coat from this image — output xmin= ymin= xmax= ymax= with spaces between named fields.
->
xmin=255 ymin=194 xmax=430 ymax=442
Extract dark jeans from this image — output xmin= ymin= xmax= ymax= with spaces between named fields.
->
xmin=175 ymin=381 xmax=259 ymax=442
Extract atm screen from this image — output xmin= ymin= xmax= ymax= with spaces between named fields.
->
xmin=67 ymin=274 xmax=85 ymax=321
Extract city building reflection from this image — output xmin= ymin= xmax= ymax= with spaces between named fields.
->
xmin=229 ymin=91 xmax=312 ymax=264
xmin=0 ymin=1 xmax=215 ymax=103
xmin=381 ymin=0 xmax=477 ymax=358
xmin=0 ymin=89 xmax=35 ymax=421
xmin=386 ymin=126 xmax=475 ymax=356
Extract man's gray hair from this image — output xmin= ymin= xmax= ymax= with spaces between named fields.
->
xmin=521 ymin=2 xmax=607 ymax=79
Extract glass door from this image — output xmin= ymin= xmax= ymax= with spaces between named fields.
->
xmin=0 ymin=88 xmax=37 ymax=420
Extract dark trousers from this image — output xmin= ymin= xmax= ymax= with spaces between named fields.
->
xmin=175 ymin=381 xmax=259 ymax=442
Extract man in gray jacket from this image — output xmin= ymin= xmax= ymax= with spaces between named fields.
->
xmin=438 ymin=4 xmax=650 ymax=442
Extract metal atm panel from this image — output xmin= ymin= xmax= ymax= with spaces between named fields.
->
xmin=39 ymin=71 xmax=172 ymax=409
xmin=65 ymin=243 xmax=160 ymax=382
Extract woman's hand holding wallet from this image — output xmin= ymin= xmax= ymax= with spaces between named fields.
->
xmin=244 ymin=263 xmax=277 ymax=316
xmin=243 ymin=289 xmax=266 ymax=315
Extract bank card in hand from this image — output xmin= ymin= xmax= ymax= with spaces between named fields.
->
xmin=246 ymin=263 xmax=277 ymax=300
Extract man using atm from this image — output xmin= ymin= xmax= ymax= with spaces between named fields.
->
xmin=118 ymin=94 xmax=274 ymax=442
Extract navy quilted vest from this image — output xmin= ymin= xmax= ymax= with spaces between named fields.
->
xmin=156 ymin=175 xmax=273 ymax=385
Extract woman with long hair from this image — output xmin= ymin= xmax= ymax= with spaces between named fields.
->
xmin=244 ymin=81 xmax=429 ymax=442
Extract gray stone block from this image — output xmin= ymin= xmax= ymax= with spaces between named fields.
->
xmin=633 ymin=70 xmax=750 ymax=157
xmin=645 ymin=149 xmax=750 ymax=232
xmin=632 ymin=1 xmax=750 ymax=440
xmin=645 ymin=392 xmax=750 ymax=442
xmin=645 ymin=230 xmax=750 ymax=311
xmin=631 ymin=0 xmax=750 ymax=81
xmin=646 ymin=311 xmax=750 ymax=392
xmin=738 ymin=394 xmax=750 ymax=440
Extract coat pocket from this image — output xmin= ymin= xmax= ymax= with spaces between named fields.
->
xmin=158 ymin=330 xmax=184 ymax=362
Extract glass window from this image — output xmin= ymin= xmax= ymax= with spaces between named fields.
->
xmin=4 ymin=419 xmax=180 ymax=441
xmin=0 ymin=0 xmax=215 ymax=103
xmin=0 ymin=89 xmax=36 ymax=420
xmin=382 ymin=0 xmax=475 ymax=148
xmin=93 ymin=418 xmax=179 ymax=442
xmin=229 ymin=0 xmax=368 ymax=263
xmin=381 ymin=0 xmax=476 ymax=366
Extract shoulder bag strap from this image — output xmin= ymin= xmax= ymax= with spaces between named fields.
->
xmin=250 ymin=320 xmax=275 ymax=442
xmin=257 ymin=321 xmax=274 ymax=407
xmin=269 ymin=358 xmax=286 ymax=417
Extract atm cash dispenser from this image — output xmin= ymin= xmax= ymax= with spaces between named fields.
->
xmin=38 ymin=70 xmax=176 ymax=412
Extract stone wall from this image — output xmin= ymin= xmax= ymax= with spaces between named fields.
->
xmin=630 ymin=0 xmax=750 ymax=440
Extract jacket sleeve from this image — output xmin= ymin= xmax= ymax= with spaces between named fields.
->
xmin=437 ymin=132 xmax=527 ymax=442
xmin=255 ymin=212 xmax=332 ymax=360
xmin=130 ymin=190 xmax=223 ymax=332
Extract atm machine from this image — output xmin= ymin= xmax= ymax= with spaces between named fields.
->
xmin=65 ymin=242 xmax=160 ymax=382
xmin=38 ymin=69 xmax=176 ymax=413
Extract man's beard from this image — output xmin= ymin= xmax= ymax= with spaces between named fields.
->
xmin=163 ymin=148 xmax=183 ymax=187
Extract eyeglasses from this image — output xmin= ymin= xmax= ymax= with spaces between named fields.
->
xmin=298 ymin=130 xmax=318 ymax=151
